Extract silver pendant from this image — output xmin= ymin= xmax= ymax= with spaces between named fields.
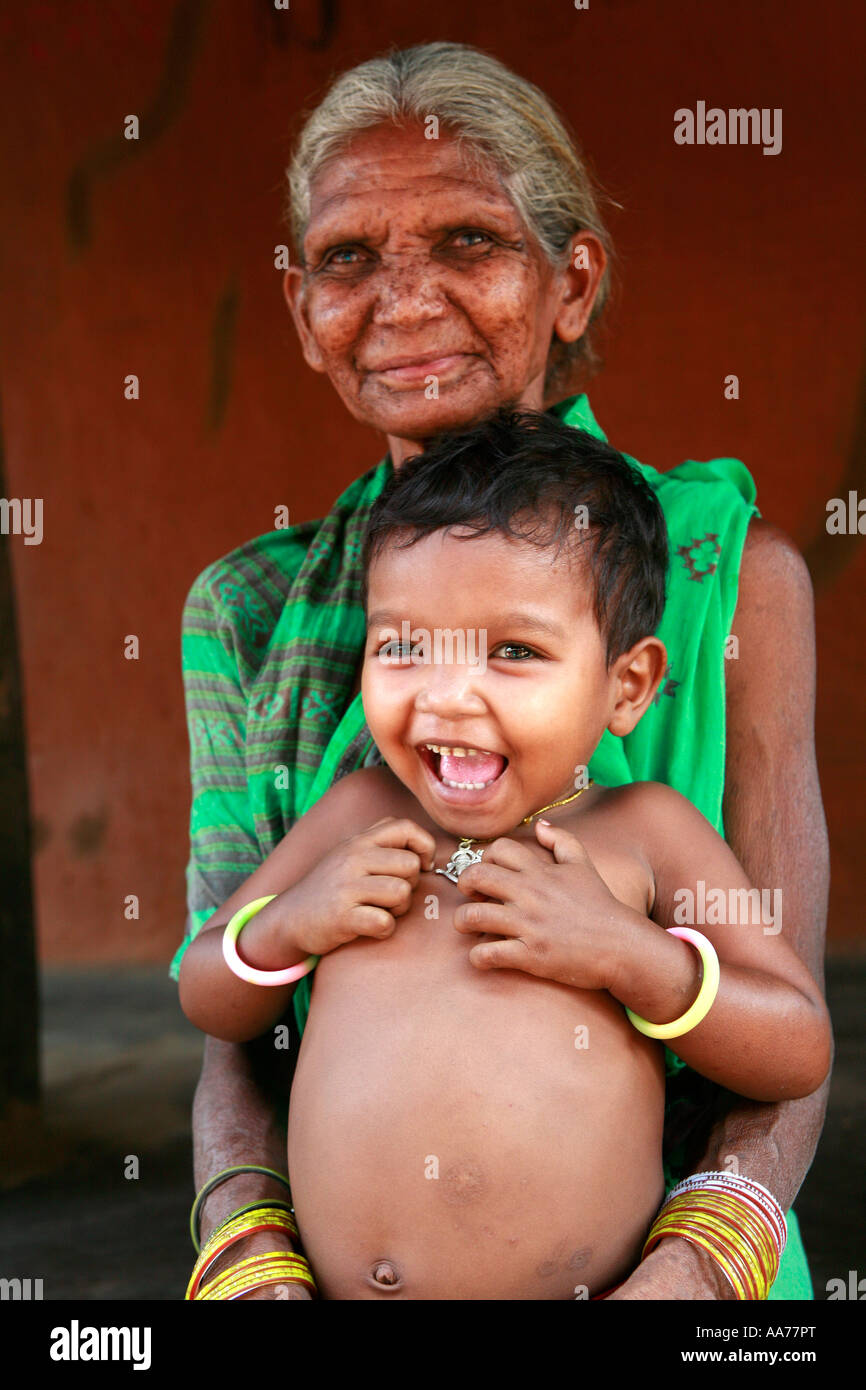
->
xmin=434 ymin=841 xmax=484 ymax=884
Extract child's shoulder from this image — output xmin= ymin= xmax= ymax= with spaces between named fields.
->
xmin=589 ymin=780 xmax=716 ymax=837
xmin=309 ymin=763 xmax=410 ymax=828
xmin=583 ymin=782 xmax=724 ymax=896
xmin=278 ymin=765 xmax=412 ymax=868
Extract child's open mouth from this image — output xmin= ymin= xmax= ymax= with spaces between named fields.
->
xmin=419 ymin=743 xmax=508 ymax=791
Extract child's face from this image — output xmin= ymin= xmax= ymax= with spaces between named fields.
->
xmin=362 ymin=526 xmax=626 ymax=838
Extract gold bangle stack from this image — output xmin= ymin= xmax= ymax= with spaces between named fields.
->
xmin=196 ymin=1251 xmax=317 ymax=1300
xmin=642 ymin=1190 xmax=780 ymax=1300
xmin=186 ymin=1203 xmax=317 ymax=1300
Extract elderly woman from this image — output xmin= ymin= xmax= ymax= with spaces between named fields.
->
xmin=172 ymin=42 xmax=828 ymax=1300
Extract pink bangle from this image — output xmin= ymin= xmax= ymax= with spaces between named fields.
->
xmin=222 ymin=895 xmax=318 ymax=987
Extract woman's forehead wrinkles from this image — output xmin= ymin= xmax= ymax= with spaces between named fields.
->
xmin=306 ymin=185 xmax=523 ymax=251
xmin=310 ymin=175 xmax=515 ymax=220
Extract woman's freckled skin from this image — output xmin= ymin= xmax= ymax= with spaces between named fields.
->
xmin=283 ymin=121 xmax=600 ymax=465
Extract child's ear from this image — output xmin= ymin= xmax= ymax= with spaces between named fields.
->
xmin=606 ymin=637 xmax=669 ymax=737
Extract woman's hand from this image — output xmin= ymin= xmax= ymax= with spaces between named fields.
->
xmin=276 ymin=816 xmax=436 ymax=958
xmin=603 ymin=1237 xmax=737 ymax=1301
xmin=452 ymin=819 xmax=631 ymax=991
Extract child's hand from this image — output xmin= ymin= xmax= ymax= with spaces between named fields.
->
xmin=452 ymin=820 xmax=631 ymax=991
xmin=279 ymin=817 xmax=436 ymax=957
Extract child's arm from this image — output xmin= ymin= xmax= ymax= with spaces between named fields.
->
xmin=453 ymin=782 xmax=831 ymax=1102
xmin=605 ymin=783 xmax=832 ymax=1100
xmin=178 ymin=768 xmax=435 ymax=1043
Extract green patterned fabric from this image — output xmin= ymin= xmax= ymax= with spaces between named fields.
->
xmin=170 ymin=391 xmax=811 ymax=1298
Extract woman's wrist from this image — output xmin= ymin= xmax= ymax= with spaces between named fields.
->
xmin=646 ymin=1234 xmax=739 ymax=1301
xmin=197 ymin=1226 xmax=309 ymax=1298
xmin=198 ymin=1173 xmax=292 ymax=1247
xmin=694 ymin=1082 xmax=828 ymax=1213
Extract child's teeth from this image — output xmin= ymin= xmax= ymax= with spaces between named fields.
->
xmin=425 ymin=745 xmax=483 ymax=756
xmin=423 ymin=744 xmax=504 ymax=789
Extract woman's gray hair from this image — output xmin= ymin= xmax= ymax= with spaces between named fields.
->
xmin=286 ymin=42 xmax=615 ymax=397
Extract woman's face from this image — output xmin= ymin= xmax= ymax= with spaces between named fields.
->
xmin=284 ymin=122 xmax=603 ymax=462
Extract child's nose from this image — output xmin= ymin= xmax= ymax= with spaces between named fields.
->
xmin=413 ymin=663 xmax=486 ymax=716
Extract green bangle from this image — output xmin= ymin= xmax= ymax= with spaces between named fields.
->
xmin=190 ymin=1165 xmax=293 ymax=1253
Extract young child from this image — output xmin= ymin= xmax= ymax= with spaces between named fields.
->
xmin=179 ymin=410 xmax=831 ymax=1301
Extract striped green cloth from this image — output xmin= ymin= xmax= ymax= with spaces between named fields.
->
xmin=170 ymin=392 xmax=811 ymax=1298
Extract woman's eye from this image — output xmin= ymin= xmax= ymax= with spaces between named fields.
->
xmin=324 ymin=246 xmax=365 ymax=268
xmin=449 ymin=229 xmax=493 ymax=249
xmin=493 ymin=643 xmax=536 ymax=661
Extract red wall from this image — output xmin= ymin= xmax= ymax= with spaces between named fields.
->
xmin=1 ymin=0 xmax=864 ymax=961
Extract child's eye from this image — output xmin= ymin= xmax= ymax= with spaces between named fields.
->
xmin=492 ymin=643 xmax=537 ymax=661
xmin=377 ymin=640 xmax=418 ymax=663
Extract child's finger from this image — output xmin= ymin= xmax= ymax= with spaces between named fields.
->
xmin=359 ymin=846 xmax=427 ymax=884
xmin=367 ymin=817 xmax=437 ymax=870
xmin=468 ymin=937 xmax=532 ymax=972
xmin=453 ymin=900 xmax=518 ymax=936
xmin=533 ymin=819 xmax=594 ymax=866
xmin=349 ymin=904 xmax=397 ymax=938
xmin=456 ymin=859 xmax=521 ymax=901
xmin=360 ymin=874 xmax=414 ymax=914
xmin=472 ymin=836 xmax=534 ymax=870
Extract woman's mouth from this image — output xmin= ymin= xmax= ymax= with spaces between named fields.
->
xmin=372 ymin=354 xmax=470 ymax=385
xmin=419 ymin=743 xmax=508 ymax=791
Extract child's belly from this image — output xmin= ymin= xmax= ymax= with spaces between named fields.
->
xmin=288 ymin=895 xmax=666 ymax=1300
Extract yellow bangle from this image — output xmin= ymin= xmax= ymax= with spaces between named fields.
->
xmin=625 ymin=927 xmax=720 ymax=1040
xmin=196 ymin=1252 xmax=317 ymax=1300
xmin=642 ymin=1190 xmax=780 ymax=1300
xmin=186 ymin=1207 xmax=301 ymax=1299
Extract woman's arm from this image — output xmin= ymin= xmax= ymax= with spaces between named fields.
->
xmin=176 ymin=561 xmax=304 ymax=1291
xmin=611 ymin=519 xmax=831 ymax=1299
xmin=191 ymin=1033 xmax=312 ymax=1300
xmin=193 ymin=1035 xmax=291 ymax=1242
xmin=694 ymin=523 xmax=831 ymax=1233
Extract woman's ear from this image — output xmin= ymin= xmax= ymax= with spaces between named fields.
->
xmin=606 ymin=636 xmax=669 ymax=738
xmin=552 ymin=232 xmax=607 ymax=345
xmin=283 ymin=267 xmax=327 ymax=373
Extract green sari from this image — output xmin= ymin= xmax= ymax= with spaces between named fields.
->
xmin=171 ymin=393 xmax=811 ymax=1298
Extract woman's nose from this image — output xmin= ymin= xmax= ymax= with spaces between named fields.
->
xmin=371 ymin=262 xmax=448 ymax=328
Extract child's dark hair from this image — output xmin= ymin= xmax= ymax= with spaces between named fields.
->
xmin=362 ymin=409 xmax=668 ymax=667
